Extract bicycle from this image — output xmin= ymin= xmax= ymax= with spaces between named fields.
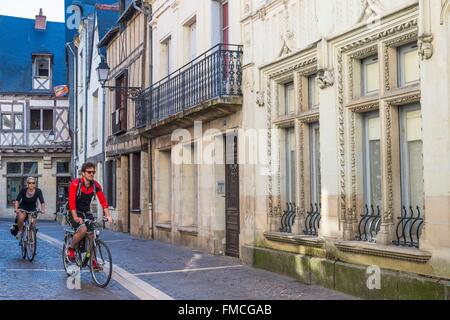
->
xmin=62 ymin=215 xmax=113 ymax=288
xmin=18 ymin=210 xmax=41 ymax=262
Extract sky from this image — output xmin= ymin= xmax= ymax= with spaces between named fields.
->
xmin=0 ymin=0 xmax=65 ymax=22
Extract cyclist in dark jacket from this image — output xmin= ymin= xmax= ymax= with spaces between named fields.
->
xmin=14 ymin=177 xmax=45 ymax=239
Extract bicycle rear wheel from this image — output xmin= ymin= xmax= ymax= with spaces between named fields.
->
xmin=26 ymin=227 xmax=37 ymax=262
xmin=90 ymin=240 xmax=112 ymax=288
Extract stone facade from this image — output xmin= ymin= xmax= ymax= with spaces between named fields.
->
xmin=240 ymin=0 xmax=450 ymax=286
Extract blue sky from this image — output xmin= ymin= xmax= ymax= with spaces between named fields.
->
xmin=0 ymin=0 xmax=65 ymax=22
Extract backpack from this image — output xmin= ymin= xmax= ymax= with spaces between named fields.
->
xmin=65 ymin=178 xmax=98 ymax=212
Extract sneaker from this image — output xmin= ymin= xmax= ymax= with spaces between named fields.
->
xmin=67 ymin=247 xmax=76 ymax=262
xmin=92 ymin=259 xmax=103 ymax=271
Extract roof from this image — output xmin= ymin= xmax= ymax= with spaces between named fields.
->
xmin=0 ymin=15 xmax=66 ymax=95
xmin=65 ymin=0 xmax=119 ymax=42
xmin=98 ymin=0 xmax=143 ymax=48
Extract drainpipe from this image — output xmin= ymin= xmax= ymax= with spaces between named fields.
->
xmin=66 ymin=41 xmax=78 ymax=178
xmin=84 ymin=25 xmax=88 ymax=165
xmin=146 ymin=4 xmax=154 ymax=239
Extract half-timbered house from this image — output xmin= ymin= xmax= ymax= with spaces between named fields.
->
xmin=0 ymin=11 xmax=71 ymax=218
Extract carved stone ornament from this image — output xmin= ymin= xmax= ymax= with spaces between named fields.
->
xmin=256 ymin=91 xmax=265 ymax=107
xmin=316 ymin=68 xmax=335 ymax=89
xmin=278 ymin=3 xmax=299 ymax=57
xmin=418 ymin=34 xmax=434 ymax=60
xmin=358 ymin=0 xmax=383 ymax=24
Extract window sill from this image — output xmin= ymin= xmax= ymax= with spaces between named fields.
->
xmin=155 ymin=223 xmax=172 ymax=231
xmin=334 ymin=241 xmax=432 ymax=263
xmin=131 ymin=209 xmax=141 ymax=214
xmin=178 ymin=225 xmax=198 ymax=236
xmin=264 ymin=232 xmax=325 ymax=248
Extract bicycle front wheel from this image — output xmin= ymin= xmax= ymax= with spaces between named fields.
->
xmin=20 ymin=229 xmax=27 ymax=259
xmin=90 ymin=240 xmax=112 ymax=288
xmin=26 ymin=227 xmax=37 ymax=262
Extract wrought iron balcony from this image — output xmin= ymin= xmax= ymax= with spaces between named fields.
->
xmin=136 ymin=44 xmax=243 ymax=132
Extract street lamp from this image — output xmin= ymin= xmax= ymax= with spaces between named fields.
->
xmin=96 ymin=59 xmax=142 ymax=99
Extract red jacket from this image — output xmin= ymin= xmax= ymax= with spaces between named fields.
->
xmin=68 ymin=177 xmax=108 ymax=212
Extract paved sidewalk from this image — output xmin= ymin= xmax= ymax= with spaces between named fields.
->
xmin=0 ymin=219 xmax=354 ymax=300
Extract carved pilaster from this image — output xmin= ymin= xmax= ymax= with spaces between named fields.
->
xmin=418 ymin=0 xmax=434 ymax=60
xmin=43 ymin=156 xmax=52 ymax=169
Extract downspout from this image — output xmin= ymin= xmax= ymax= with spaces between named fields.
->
xmin=145 ymin=3 xmax=154 ymax=239
xmin=136 ymin=0 xmax=154 ymax=238
xmin=66 ymin=42 xmax=78 ymax=178
xmin=84 ymin=24 xmax=89 ymax=164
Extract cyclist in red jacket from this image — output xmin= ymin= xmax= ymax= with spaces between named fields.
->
xmin=67 ymin=162 xmax=112 ymax=263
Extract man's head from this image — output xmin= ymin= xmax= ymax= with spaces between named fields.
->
xmin=81 ymin=162 xmax=96 ymax=182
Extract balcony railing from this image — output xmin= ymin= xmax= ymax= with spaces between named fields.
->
xmin=280 ymin=202 xmax=297 ymax=233
xmin=356 ymin=205 xmax=382 ymax=243
xmin=304 ymin=203 xmax=321 ymax=236
xmin=393 ymin=206 xmax=424 ymax=248
xmin=136 ymin=44 xmax=243 ymax=129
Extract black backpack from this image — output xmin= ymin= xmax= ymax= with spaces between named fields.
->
xmin=65 ymin=178 xmax=98 ymax=212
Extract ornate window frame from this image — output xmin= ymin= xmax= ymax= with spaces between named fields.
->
xmin=263 ymin=53 xmax=319 ymax=233
xmin=336 ymin=16 xmax=419 ymax=242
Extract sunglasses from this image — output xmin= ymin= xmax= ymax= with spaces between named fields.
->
xmin=28 ymin=182 xmax=36 ymax=185
xmin=85 ymin=170 xmax=96 ymax=174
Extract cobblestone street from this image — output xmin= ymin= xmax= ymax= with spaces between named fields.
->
xmin=0 ymin=219 xmax=353 ymax=300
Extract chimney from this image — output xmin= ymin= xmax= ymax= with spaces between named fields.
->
xmin=35 ymin=8 xmax=47 ymax=31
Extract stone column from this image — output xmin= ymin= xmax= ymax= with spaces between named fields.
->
xmin=419 ymin=1 xmax=450 ymax=252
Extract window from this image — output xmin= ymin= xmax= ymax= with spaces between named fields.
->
xmin=30 ymin=109 xmax=53 ymax=131
xmin=283 ymin=82 xmax=295 ymax=116
xmin=92 ymin=91 xmax=98 ymax=142
xmin=308 ymin=74 xmax=319 ymax=109
xmin=0 ymin=104 xmax=23 ymax=131
xmin=363 ymin=113 xmax=382 ymax=208
xmin=79 ymin=107 xmax=84 ymax=150
xmin=189 ymin=20 xmax=197 ymax=61
xmin=6 ymin=162 xmax=39 ymax=207
xmin=361 ymin=55 xmax=379 ymax=96
xmin=32 ymin=55 xmax=52 ymax=90
xmin=105 ymin=160 xmax=116 ymax=208
xmin=310 ymin=123 xmax=321 ymax=205
xmin=43 ymin=110 xmax=53 ymax=130
xmin=35 ymin=58 xmax=49 ymax=78
xmin=115 ymin=73 xmax=127 ymax=133
xmin=14 ymin=114 xmax=23 ymax=130
xmin=1 ymin=114 xmax=12 ymax=131
xmin=161 ymin=37 xmax=172 ymax=77
xmin=24 ymin=162 xmax=38 ymax=175
xmin=285 ymin=128 xmax=296 ymax=203
xmin=222 ymin=1 xmax=229 ymax=45
xmin=131 ymin=153 xmax=141 ymax=211
xmin=400 ymin=105 xmax=424 ymax=209
xmin=7 ymin=163 xmax=22 ymax=174
xmin=79 ymin=50 xmax=83 ymax=88
xmin=157 ymin=149 xmax=172 ymax=224
xmin=57 ymin=162 xmax=70 ymax=174
xmin=398 ymin=43 xmax=419 ymax=87
xmin=33 ymin=56 xmax=51 ymax=78
xmin=30 ymin=110 xmax=40 ymax=130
